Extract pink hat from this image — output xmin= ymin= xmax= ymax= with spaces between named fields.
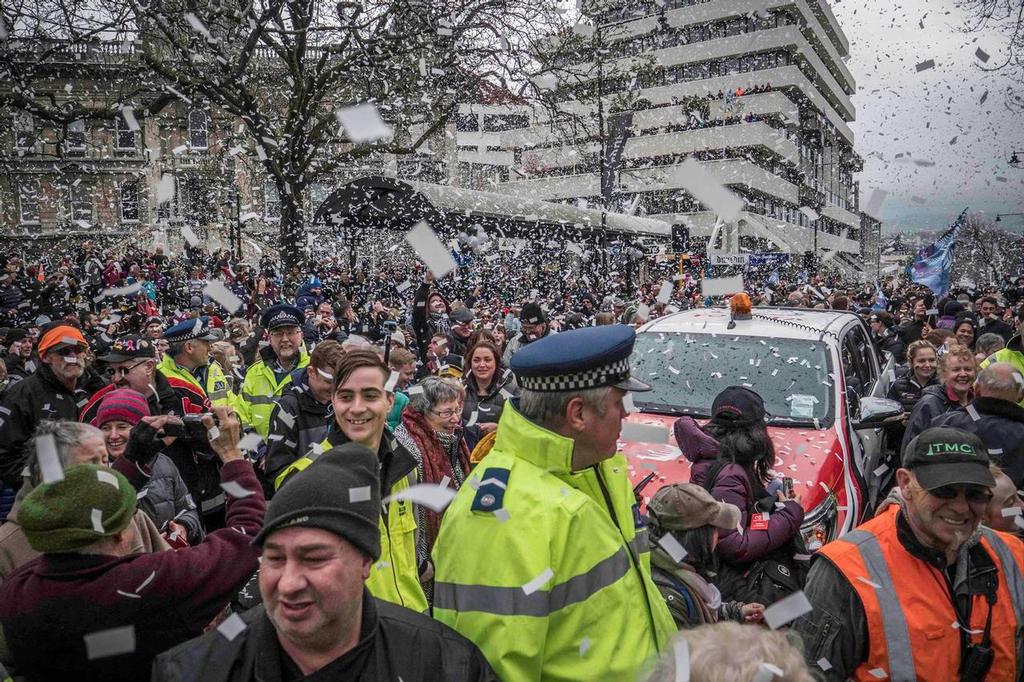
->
xmin=94 ymin=388 xmax=150 ymax=427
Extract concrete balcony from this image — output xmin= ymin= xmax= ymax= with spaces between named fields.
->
xmin=822 ymin=201 xmax=860 ymax=229
xmin=649 ymin=209 xmax=860 ymax=254
xmin=523 ymin=120 xmax=799 ymax=170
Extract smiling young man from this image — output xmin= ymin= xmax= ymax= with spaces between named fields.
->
xmin=274 ymin=350 xmax=428 ymax=613
xmin=794 ymin=427 xmax=1024 ymax=681
xmin=154 ymin=443 xmax=496 ymax=681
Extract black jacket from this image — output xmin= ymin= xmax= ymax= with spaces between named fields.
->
xmin=262 ymin=368 xmax=331 ymax=495
xmin=0 ymin=364 xmax=88 ymax=487
xmin=886 ymin=371 xmax=939 ymax=412
xmin=873 ymin=328 xmax=906 ymax=364
xmin=152 ymin=593 xmax=498 ymax=682
xmin=932 ymin=397 xmax=1024 ymax=488
xmin=463 ymin=368 xmax=518 ymax=425
xmin=900 ymin=383 xmax=963 ymax=457
xmin=896 ymin=318 xmax=926 ymax=345
xmin=978 ymin=316 xmax=1014 ymax=343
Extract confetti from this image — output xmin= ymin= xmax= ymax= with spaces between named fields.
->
xmin=673 ymin=638 xmax=690 ymax=682
xmin=84 ymin=625 xmax=136 ymax=659
xmin=1001 ymin=507 xmax=1022 ymax=517
xmin=203 ymin=281 xmax=243 ymax=314
xmin=36 ymin=434 xmax=64 ymax=483
xmin=156 ymin=173 xmax=175 ymax=204
xmin=349 ymin=486 xmax=372 ymax=503
xmin=406 ymin=221 xmax=456 ymax=279
xmin=753 ymin=662 xmax=784 ymax=682
xmin=701 ymin=275 xmax=744 ymax=297
xmin=335 ymin=103 xmax=393 ymax=143
xmin=817 ymin=658 xmax=833 ymax=671
xmin=868 ymin=668 xmax=888 ymax=679
xmin=915 ymin=59 xmax=935 ymax=71
xmin=96 ymin=469 xmax=120 ymax=489
xmin=522 ymin=567 xmax=554 ymax=595
xmin=763 ymin=590 xmax=812 ymax=629
xmin=675 ymin=158 xmax=743 ymax=221
xmin=216 ymin=613 xmax=248 ymax=641
xmin=975 ymin=47 xmax=990 ymax=63
xmin=384 ymin=484 xmax=457 ymax=512
xmin=91 ymin=508 xmax=105 ymax=534
xmin=620 ymin=422 xmax=670 ymax=444
xmin=657 ymin=533 xmax=688 ymax=563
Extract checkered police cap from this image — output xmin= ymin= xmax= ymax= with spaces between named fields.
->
xmin=517 ymin=357 xmax=631 ymax=392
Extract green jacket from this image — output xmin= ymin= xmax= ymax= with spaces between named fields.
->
xmin=274 ymin=430 xmax=429 ymax=614
xmin=237 ymin=346 xmax=309 ymax=438
xmin=156 ymin=355 xmax=236 ymax=409
xmin=980 ymin=334 xmax=1024 ymax=407
xmin=432 ymin=403 xmax=676 ymax=682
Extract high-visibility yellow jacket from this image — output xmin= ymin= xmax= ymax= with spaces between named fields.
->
xmin=431 ymin=403 xmax=676 ymax=682
xmin=237 ymin=346 xmax=309 ymax=438
xmin=979 ymin=336 xmax=1024 ymax=407
xmin=274 ymin=430 xmax=429 ymax=614
xmin=156 ymin=355 xmax=236 ymax=410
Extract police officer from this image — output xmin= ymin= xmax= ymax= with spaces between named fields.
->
xmin=794 ymin=427 xmax=1024 ymax=681
xmin=159 ymin=316 xmax=234 ymax=408
xmin=237 ymin=304 xmax=309 ymax=438
xmin=432 ymin=324 xmax=676 ymax=681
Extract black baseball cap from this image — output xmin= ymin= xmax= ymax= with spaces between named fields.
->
xmin=99 ymin=335 xmax=157 ymax=362
xmin=711 ymin=386 xmax=766 ymax=424
xmin=902 ymin=427 xmax=995 ymax=490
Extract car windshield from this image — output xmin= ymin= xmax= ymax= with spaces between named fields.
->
xmin=631 ymin=331 xmax=834 ymax=426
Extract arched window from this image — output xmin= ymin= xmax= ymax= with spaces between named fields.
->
xmin=189 ymin=110 xmax=209 ymax=150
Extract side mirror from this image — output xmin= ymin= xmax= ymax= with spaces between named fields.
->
xmin=853 ymin=397 xmax=903 ymax=430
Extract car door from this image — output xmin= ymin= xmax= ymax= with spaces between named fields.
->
xmin=843 ymin=323 xmax=891 ymax=510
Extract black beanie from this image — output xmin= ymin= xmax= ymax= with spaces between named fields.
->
xmin=253 ymin=443 xmax=382 ymax=559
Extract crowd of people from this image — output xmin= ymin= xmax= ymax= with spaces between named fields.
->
xmin=0 ymin=238 xmax=1023 ymax=681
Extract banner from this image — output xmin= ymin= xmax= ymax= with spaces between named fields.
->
xmin=908 ymin=209 xmax=967 ymax=296
xmin=710 ymin=253 xmax=791 ymax=267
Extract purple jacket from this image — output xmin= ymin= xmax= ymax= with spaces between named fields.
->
xmin=0 ymin=460 xmax=265 ymax=681
xmin=674 ymin=417 xmax=804 ymax=565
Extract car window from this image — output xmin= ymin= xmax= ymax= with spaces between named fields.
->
xmin=631 ymin=331 xmax=834 ymax=426
xmin=842 ymin=325 xmax=877 ymax=397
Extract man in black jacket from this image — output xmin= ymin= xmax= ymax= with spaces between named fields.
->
xmin=869 ymin=311 xmax=906 ymax=363
xmin=932 ymin=362 xmax=1024 ymax=488
xmin=976 ymin=297 xmax=1014 ymax=342
xmin=152 ymin=443 xmax=497 ymax=682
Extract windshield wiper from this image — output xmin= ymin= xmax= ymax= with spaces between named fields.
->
xmin=635 ymin=404 xmax=710 ymax=418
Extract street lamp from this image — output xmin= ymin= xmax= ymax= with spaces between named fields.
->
xmin=1009 ymin=151 xmax=1022 ymax=168
xmin=995 ymin=212 xmax=1024 ymax=223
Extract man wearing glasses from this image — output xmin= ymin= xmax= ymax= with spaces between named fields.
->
xmin=794 ymin=427 xmax=1024 ymax=681
xmin=0 ymin=324 xmax=91 ymax=516
xmin=79 ymin=335 xmax=225 ymax=529
xmin=237 ymin=304 xmax=309 ymax=439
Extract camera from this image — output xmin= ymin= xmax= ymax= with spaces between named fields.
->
xmin=164 ymin=413 xmax=217 ymax=444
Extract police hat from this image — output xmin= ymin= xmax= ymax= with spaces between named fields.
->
xmin=511 ymin=324 xmax=650 ymax=393
xmin=164 ymin=316 xmax=222 ymax=344
xmin=260 ymin=304 xmax=304 ymax=331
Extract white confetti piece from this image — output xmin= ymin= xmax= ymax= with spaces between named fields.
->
xmin=180 ymin=224 xmax=200 ymax=247
xmin=84 ymin=625 xmax=136 ymax=659
xmin=36 ymin=434 xmax=64 ymax=483
xmin=872 ymin=463 xmax=889 ymax=477
xmin=915 ymin=59 xmax=935 ymax=71
xmin=966 ymin=404 xmax=981 ymax=421
xmin=91 ymin=508 xmax=104 ymax=534
xmin=817 ymin=658 xmax=833 ymax=671
xmin=856 ymin=575 xmax=882 ymax=589
xmin=238 ymin=433 xmax=263 ymax=451
xmin=385 ymin=371 xmax=399 ymax=392
xmin=96 ymin=469 xmax=120 ymax=489
xmin=1015 ymin=515 xmax=1024 ymax=531
xmin=136 ymin=570 xmax=156 ymax=592
xmin=276 ymin=410 xmax=296 ymax=430
xmin=753 ymin=662 xmax=784 ymax=682
xmin=384 ymin=484 xmax=456 ymax=512
xmin=216 ymin=613 xmax=247 ymax=641
xmin=203 ymin=281 xmax=243 ymax=314
xmin=221 ymin=481 xmax=254 ymax=498
xmin=116 ymin=589 xmax=142 ymax=599
xmin=989 ymin=448 xmax=1003 ymax=456
xmin=701 ymin=276 xmax=744 ymax=298
xmin=676 ymin=158 xmax=743 ymax=222
xmin=622 ymin=392 xmax=635 ymax=413
xmin=620 ymin=422 xmax=670 ymax=444
xmin=184 ymin=13 xmax=213 ymax=41
xmin=494 ymin=508 xmax=511 ymax=523
xmin=864 ymin=189 xmax=888 ymax=217
xmin=466 ymin=410 xmax=478 ymax=427
xmin=673 ymin=638 xmax=690 ymax=682
xmin=335 ymin=103 xmax=393 ymax=143
xmin=579 ymin=636 xmax=591 ymax=656
xmin=657 ymin=533 xmax=688 ymax=563
xmin=799 ymin=206 xmax=819 ymax=221
xmin=406 ymin=221 xmax=456 ymax=279
xmin=656 ymin=281 xmax=674 ymax=304
xmin=1001 ymin=507 xmax=1022 ymax=517
xmin=868 ymin=668 xmax=888 ymax=679
xmin=522 ymin=567 xmax=554 ymax=595
xmin=764 ymin=590 xmax=812 ymax=629
xmin=120 ymin=106 xmax=140 ymax=132
xmin=207 ymin=426 xmax=220 ymax=441
xmin=349 ymin=486 xmax=372 ymax=503
xmin=156 ymin=173 xmax=175 ymax=204
xmin=975 ymin=47 xmax=990 ymax=63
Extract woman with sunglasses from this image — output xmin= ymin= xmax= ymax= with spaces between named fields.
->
xmin=900 ymin=345 xmax=977 ymax=457
xmin=392 ymin=376 xmax=473 ymax=571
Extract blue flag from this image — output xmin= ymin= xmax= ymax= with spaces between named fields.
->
xmin=872 ymin=282 xmax=888 ymax=311
xmin=909 ymin=209 xmax=967 ymax=296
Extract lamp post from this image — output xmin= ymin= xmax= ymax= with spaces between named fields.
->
xmin=995 ymin=212 xmax=1024 ymax=222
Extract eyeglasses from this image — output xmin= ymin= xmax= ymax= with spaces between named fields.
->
xmin=929 ymin=485 xmax=993 ymax=504
xmin=431 ymin=408 xmax=461 ymax=419
xmin=56 ymin=346 xmax=87 ymax=357
xmin=106 ymin=360 xmax=148 ymax=377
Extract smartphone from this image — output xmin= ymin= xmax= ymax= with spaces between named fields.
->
xmin=783 ymin=477 xmax=794 ymax=498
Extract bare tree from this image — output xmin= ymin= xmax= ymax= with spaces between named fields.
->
xmin=950 ymin=211 xmax=1024 ymax=284
xmin=2 ymin=0 xmax=576 ymax=268
xmin=958 ymin=0 xmax=1024 ymax=105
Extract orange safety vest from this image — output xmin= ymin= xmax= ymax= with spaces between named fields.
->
xmin=819 ymin=506 xmax=1024 ymax=681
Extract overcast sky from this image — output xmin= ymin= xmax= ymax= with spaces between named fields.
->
xmin=830 ymin=0 xmax=1024 ymax=233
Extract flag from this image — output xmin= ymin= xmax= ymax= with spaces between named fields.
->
xmin=871 ymin=282 xmax=888 ymax=311
xmin=908 ymin=209 xmax=967 ymax=296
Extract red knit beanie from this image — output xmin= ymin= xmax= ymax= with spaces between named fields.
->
xmin=94 ymin=389 xmax=150 ymax=427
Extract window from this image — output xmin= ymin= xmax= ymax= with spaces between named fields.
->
xmin=18 ymin=180 xmax=40 ymax=223
xmin=120 ymin=181 xmax=140 ymax=221
xmin=456 ymin=114 xmax=479 ymax=132
xmin=115 ymin=114 xmax=136 ymax=151
xmin=14 ymin=113 xmax=34 ymax=151
xmin=188 ymin=110 xmax=209 ymax=150
xmin=66 ymin=119 xmax=86 ymax=156
xmin=264 ymin=181 xmax=281 ymax=220
xmin=68 ymin=182 xmax=93 ymax=224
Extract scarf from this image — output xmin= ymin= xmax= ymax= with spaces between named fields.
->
xmin=651 ymin=544 xmax=720 ymax=625
xmin=400 ymin=409 xmax=470 ymax=554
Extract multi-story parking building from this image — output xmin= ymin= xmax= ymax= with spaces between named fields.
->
xmin=454 ymin=0 xmax=876 ymax=275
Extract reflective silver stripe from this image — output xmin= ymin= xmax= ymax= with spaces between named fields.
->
xmin=981 ymin=528 xmax=1024 ymax=681
xmin=242 ymin=392 xmax=276 ymax=405
xmin=434 ymin=547 xmax=630 ymax=617
xmin=209 ymin=390 xmax=229 ymax=400
xmin=841 ymin=529 xmax=917 ymax=681
xmin=629 ymin=529 xmax=649 ymax=555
